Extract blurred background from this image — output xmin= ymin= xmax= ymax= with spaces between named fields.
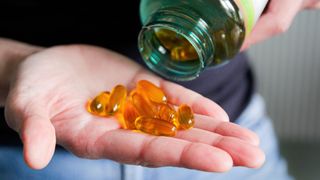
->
xmin=247 ymin=10 xmax=320 ymax=180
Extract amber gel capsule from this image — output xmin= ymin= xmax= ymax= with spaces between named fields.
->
xmin=170 ymin=46 xmax=198 ymax=61
xmin=135 ymin=117 xmax=177 ymax=136
xmin=156 ymin=29 xmax=198 ymax=61
xmin=136 ymin=80 xmax=167 ymax=103
xmin=123 ymin=100 xmax=140 ymax=130
xmin=131 ymin=92 xmax=157 ymax=118
xmin=157 ymin=103 xmax=177 ymax=125
xmin=87 ymin=91 xmax=110 ymax=116
xmin=154 ymin=28 xmax=177 ymax=50
xmin=177 ymin=104 xmax=195 ymax=130
xmin=107 ymin=85 xmax=127 ymax=115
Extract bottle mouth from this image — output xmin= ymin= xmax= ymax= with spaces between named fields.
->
xmin=138 ymin=25 xmax=205 ymax=81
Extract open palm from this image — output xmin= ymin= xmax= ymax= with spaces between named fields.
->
xmin=5 ymin=45 xmax=264 ymax=172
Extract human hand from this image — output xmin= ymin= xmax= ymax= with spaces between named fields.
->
xmin=5 ymin=45 xmax=265 ymax=172
xmin=242 ymin=0 xmax=320 ymax=50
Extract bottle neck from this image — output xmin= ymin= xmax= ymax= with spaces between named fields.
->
xmin=138 ymin=6 xmax=214 ymax=81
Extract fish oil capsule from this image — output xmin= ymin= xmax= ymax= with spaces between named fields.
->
xmin=107 ymin=85 xmax=127 ymax=115
xmin=155 ymin=28 xmax=178 ymax=50
xmin=136 ymin=80 xmax=167 ymax=103
xmin=155 ymin=29 xmax=198 ymax=62
xmin=135 ymin=117 xmax=177 ymax=137
xmin=87 ymin=91 xmax=110 ymax=117
xmin=177 ymin=104 xmax=195 ymax=130
xmin=131 ymin=92 xmax=157 ymax=118
xmin=123 ymin=100 xmax=140 ymax=130
xmin=157 ymin=103 xmax=177 ymax=125
xmin=170 ymin=46 xmax=197 ymax=61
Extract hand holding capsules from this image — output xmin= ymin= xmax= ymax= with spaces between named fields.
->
xmin=4 ymin=45 xmax=265 ymax=172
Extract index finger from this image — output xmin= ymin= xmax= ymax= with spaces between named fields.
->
xmin=159 ymin=80 xmax=229 ymax=122
xmin=92 ymin=129 xmax=233 ymax=172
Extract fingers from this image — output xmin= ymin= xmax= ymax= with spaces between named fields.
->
xmin=242 ymin=0 xmax=303 ymax=50
xmin=160 ymin=80 xmax=229 ymax=122
xmin=194 ymin=114 xmax=259 ymax=146
xmin=215 ymin=136 xmax=265 ymax=168
xmin=91 ymin=130 xmax=233 ymax=172
xmin=176 ymin=128 xmax=265 ymax=168
xmin=21 ymin=113 xmax=56 ymax=170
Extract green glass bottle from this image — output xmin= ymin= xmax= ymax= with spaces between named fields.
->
xmin=138 ymin=0 xmax=268 ymax=81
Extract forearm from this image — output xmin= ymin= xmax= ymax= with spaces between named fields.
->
xmin=0 ymin=38 xmax=43 ymax=106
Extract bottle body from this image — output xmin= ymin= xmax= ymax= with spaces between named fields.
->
xmin=138 ymin=0 xmax=268 ymax=81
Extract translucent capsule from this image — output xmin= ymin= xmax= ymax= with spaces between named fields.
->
xmin=170 ymin=45 xmax=198 ymax=61
xmin=86 ymin=81 xmax=195 ymax=136
xmin=136 ymin=80 xmax=167 ymax=103
xmin=129 ymin=89 xmax=138 ymax=97
xmin=87 ymin=91 xmax=110 ymax=117
xmin=131 ymin=92 xmax=156 ymax=118
xmin=106 ymin=85 xmax=127 ymax=115
xmin=156 ymin=103 xmax=177 ymax=125
xmin=155 ymin=29 xmax=198 ymax=61
xmin=155 ymin=28 xmax=179 ymax=50
xmin=123 ymin=100 xmax=140 ymax=130
xmin=177 ymin=104 xmax=195 ymax=130
xmin=135 ymin=117 xmax=177 ymax=137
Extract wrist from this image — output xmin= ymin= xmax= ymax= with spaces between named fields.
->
xmin=0 ymin=38 xmax=43 ymax=106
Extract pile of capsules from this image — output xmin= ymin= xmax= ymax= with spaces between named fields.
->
xmin=87 ymin=80 xmax=194 ymax=136
xmin=155 ymin=29 xmax=198 ymax=61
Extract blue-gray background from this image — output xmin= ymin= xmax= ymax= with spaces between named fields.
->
xmin=248 ymin=10 xmax=320 ymax=180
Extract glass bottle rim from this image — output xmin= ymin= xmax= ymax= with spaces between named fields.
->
xmin=138 ymin=23 xmax=208 ymax=81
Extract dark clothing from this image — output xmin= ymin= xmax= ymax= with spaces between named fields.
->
xmin=0 ymin=0 xmax=254 ymax=145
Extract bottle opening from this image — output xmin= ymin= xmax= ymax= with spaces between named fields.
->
xmin=138 ymin=26 xmax=204 ymax=81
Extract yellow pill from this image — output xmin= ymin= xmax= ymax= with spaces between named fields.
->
xmin=136 ymin=80 xmax=167 ymax=103
xmin=170 ymin=46 xmax=198 ymax=61
xmin=87 ymin=91 xmax=110 ymax=117
xmin=155 ymin=29 xmax=178 ymax=50
xmin=155 ymin=29 xmax=198 ymax=61
xmin=157 ymin=103 xmax=177 ymax=125
xmin=135 ymin=117 xmax=177 ymax=137
xmin=123 ymin=100 xmax=140 ymax=130
xmin=107 ymin=85 xmax=127 ymax=115
xmin=177 ymin=104 xmax=195 ymax=130
xmin=131 ymin=92 xmax=156 ymax=118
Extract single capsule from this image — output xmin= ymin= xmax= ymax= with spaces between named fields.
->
xmin=87 ymin=91 xmax=110 ymax=116
xmin=157 ymin=103 xmax=177 ymax=125
xmin=106 ymin=85 xmax=127 ymax=115
xmin=155 ymin=29 xmax=178 ymax=50
xmin=136 ymin=80 xmax=167 ymax=103
xmin=131 ymin=92 xmax=157 ymax=118
xmin=135 ymin=117 xmax=177 ymax=137
xmin=170 ymin=46 xmax=197 ymax=61
xmin=123 ymin=100 xmax=140 ymax=130
xmin=177 ymin=104 xmax=195 ymax=130
xmin=129 ymin=89 xmax=138 ymax=97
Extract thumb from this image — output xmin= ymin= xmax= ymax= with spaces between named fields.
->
xmin=5 ymin=101 xmax=56 ymax=170
xmin=20 ymin=112 xmax=56 ymax=170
